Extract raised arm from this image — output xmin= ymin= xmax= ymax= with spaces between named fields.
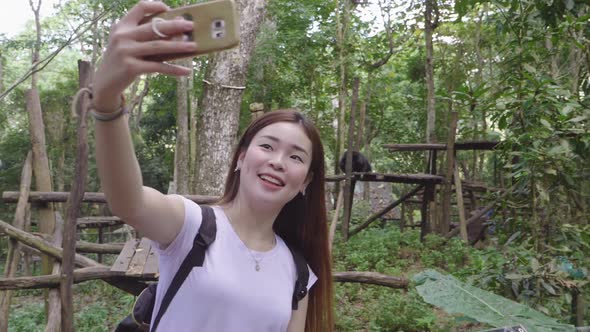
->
xmin=92 ymin=1 xmax=197 ymax=246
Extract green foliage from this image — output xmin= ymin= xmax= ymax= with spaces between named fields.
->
xmin=461 ymin=222 xmax=590 ymax=319
xmin=414 ymin=269 xmax=576 ymax=332
xmin=335 ymin=283 xmax=440 ymax=332
xmin=8 ymin=302 xmax=45 ymax=332
xmin=0 ymin=128 xmax=30 ymax=221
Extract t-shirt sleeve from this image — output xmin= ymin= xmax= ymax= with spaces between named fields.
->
xmin=151 ymin=196 xmax=202 ymax=259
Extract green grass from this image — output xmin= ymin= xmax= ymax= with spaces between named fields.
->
xmin=8 ymin=281 xmax=134 ymax=332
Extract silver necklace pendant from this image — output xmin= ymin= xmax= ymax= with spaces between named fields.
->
xmin=255 ymin=263 xmax=261 ymax=271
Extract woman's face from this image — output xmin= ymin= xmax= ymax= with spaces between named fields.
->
xmin=237 ymin=121 xmax=313 ymax=209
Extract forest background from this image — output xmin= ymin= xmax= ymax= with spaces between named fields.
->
xmin=0 ymin=0 xmax=589 ymax=331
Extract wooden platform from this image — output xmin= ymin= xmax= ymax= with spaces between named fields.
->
xmin=383 ymin=141 xmax=499 ymax=151
xmin=326 ymin=172 xmax=444 ymax=184
xmin=110 ymin=237 xmax=159 ymax=279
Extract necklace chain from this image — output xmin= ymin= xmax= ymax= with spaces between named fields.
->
xmin=244 ymin=235 xmax=276 ymax=272
xmin=224 ymin=208 xmax=276 ymax=272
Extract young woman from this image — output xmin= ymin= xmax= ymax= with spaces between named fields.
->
xmin=91 ymin=1 xmax=333 ymax=331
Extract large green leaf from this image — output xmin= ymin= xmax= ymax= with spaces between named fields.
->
xmin=413 ymin=270 xmax=575 ymax=332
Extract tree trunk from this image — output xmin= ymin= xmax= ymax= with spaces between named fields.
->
xmin=129 ymin=77 xmax=149 ymax=131
xmin=341 ymin=78 xmax=359 ymax=241
xmin=175 ymin=58 xmax=191 ymax=194
xmin=90 ymin=4 xmax=100 ymax=66
xmin=334 ymin=0 xmax=351 ymax=178
xmin=568 ymin=33 xmax=582 ymax=95
xmin=0 ymin=53 xmax=4 ymax=92
xmin=424 ymin=0 xmax=437 ymax=143
xmin=195 ymin=0 xmax=267 ymax=195
xmin=25 ymin=88 xmax=57 ymax=276
xmin=0 ymin=152 xmax=32 ymax=332
xmin=30 ymin=0 xmax=42 ymax=88
xmin=188 ymin=62 xmax=198 ymax=191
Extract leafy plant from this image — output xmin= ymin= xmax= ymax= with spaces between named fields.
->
xmin=414 ymin=269 xmax=577 ymax=332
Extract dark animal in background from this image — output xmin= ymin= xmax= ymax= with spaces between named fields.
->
xmin=339 ymin=151 xmax=372 ymax=174
xmin=339 ymin=151 xmax=372 ymax=198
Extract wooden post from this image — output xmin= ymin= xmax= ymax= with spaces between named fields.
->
xmin=342 ymin=77 xmax=360 ymax=241
xmin=571 ymin=288 xmax=584 ymax=327
xmin=46 ymin=212 xmax=64 ymax=331
xmin=60 ymin=60 xmax=93 ymax=332
xmin=329 ymin=189 xmax=344 ymax=253
xmin=0 ymin=152 xmax=32 ymax=332
xmin=97 ymin=226 xmax=104 ymax=264
xmin=422 ymin=150 xmax=437 ymax=238
xmin=23 ymin=205 xmax=32 ymax=276
xmin=421 ymin=184 xmax=434 ymax=241
xmin=400 ymin=202 xmax=406 ymax=232
xmin=454 ymin=167 xmax=468 ymax=242
xmin=441 ymin=112 xmax=458 ymax=234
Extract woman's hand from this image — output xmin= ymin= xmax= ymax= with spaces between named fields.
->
xmin=92 ymin=1 xmax=197 ymax=112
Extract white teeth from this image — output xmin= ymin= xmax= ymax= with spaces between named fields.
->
xmin=260 ymin=174 xmax=283 ymax=186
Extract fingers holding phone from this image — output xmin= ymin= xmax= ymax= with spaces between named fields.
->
xmin=92 ymin=2 xmax=196 ymax=109
xmin=141 ymin=0 xmax=240 ymax=62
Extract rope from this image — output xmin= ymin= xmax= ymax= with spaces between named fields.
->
xmin=202 ymin=79 xmax=246 ymax=90
xmin=71 ymin=87 xmax=92 ymax=118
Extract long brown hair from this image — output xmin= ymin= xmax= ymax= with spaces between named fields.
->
xmin=218 ymin=109 xmax=334 ymax=332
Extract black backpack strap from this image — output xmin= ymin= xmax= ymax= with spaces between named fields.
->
xmin=150 ymin=205 xmax=216 ymax=332
xmin=286 ymin=243 xmax=309 ymax=310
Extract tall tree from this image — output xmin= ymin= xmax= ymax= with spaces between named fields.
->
xmin=175 ymin=58 xmax=191 ymax=194
xmin=334 ymin=0 xmax=352 ymax=178
xmin=30 ymin=0 xmax=42 ymax=87
xmin=424 ymin=0 xmax=440 ymax=144
xmin=0 ymin=53 xmax=4 ymax=93
xmin=195 ymin=0 xmax=268 ymax=195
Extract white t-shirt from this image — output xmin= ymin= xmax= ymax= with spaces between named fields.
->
xmin=150 ymin=197 xmax=318 ymax=332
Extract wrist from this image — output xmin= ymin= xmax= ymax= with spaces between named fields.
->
xmin=90 ymin=91 xmax=128 ymax=122
xmin=92 ymin=91 xmax=125 ymax=114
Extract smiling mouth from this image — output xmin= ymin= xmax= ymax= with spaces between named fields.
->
xmin=259 ymin=174 xmax=285 ymax=187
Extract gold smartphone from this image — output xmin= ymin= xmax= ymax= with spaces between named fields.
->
xmin=143 ymin=0 xmax=240 ymax=61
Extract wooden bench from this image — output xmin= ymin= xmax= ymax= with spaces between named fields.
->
xmin=111 ymin=237 xmax=159 ymax=279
